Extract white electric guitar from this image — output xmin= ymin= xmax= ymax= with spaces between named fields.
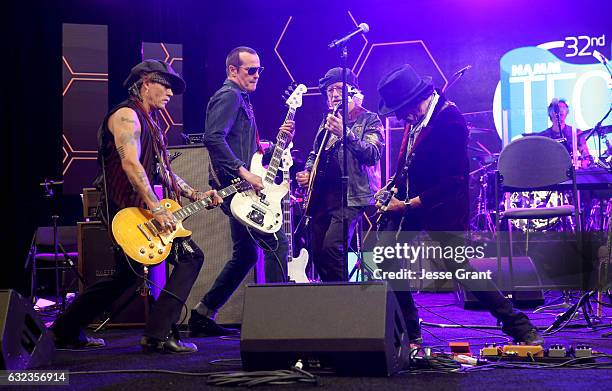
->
xmin=280 ymin=143 xmax=310 ymax=283
xmin=230 ymin=84 xmax=307 ymax=234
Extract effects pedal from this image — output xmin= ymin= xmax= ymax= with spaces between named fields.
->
xmin=574 ymin=345 xmax=592 ymax=358
xmin=547 ymin=344 xmax=567 ymax=358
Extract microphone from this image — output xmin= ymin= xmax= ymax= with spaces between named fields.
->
xmin=452 ymin=65 xmax=472 ymax=77
xmin=551 ymin=98 xmax=560 ymax=114
xmin=329 ymin=23 xmax=369 ymax=48
xmin=442 ymin=65 xmax=471 ymax=93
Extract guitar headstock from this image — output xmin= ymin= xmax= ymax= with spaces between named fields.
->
xmin=283 ymin=83 xmax=307 ymax=110
xmin=280 ymin=142 xmax=294 ymax=173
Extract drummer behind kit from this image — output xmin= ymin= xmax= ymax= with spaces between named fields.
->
xmin=468 ymin=124 xmax=612 ymax=233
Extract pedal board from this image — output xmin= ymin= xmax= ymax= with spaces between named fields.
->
xmin=479 ymin=343 xmax=595 ymax=363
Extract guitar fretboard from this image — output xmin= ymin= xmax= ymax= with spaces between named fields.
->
xmin=264 ymin=108 xmax=296 ymax=184
xmin=172 ymin=184 xmax=238 ymax=221
xmin=282 ymin=168 xmax=293 ymax=261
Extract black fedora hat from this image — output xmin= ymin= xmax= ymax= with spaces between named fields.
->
xmin=318 ymin=67 xmax=359 ymax=95
xmin=377 ymin=64 xmax=433 ymax=115
xmin=123 ymin=59 xmax=186 ymax=95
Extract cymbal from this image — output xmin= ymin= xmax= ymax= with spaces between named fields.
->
xmin=585 ymin=124 xmax=612 ymax=135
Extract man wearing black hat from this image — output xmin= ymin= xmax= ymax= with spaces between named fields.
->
xmin=188 ymin=47 xmax=294 ymax=336
xmin=295 ymin=67 xmax=384 ymax=282
xmin=51 ymin=60 xmax=222 ymax=354
xmin=375 ymin=64 xmax=543 ymax=345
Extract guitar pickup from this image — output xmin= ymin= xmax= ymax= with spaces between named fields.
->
xmin=259 ymin=194 xmax=270 ymax=206
xmin=137 ymin=224 xmax=152 ymax=242
xmin=144 ymin=221 xmax=159 ymax=237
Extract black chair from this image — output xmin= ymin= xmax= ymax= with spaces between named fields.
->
xmin=494 ymin=136 xmax=582 ymax=296
xmin=27 ymin=226 xmax=81 ymax=307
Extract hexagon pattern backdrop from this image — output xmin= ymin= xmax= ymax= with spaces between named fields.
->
xmin=62 ymin=23 xmax=108 ymax=195
xmin=142 ymin=42 xmax=184 ymax=146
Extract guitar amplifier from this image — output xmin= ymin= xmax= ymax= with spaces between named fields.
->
xmin=77 ymin=221 xmax=148 ymax=326
xmin=168 ymin=145 xmax=257 ymax=325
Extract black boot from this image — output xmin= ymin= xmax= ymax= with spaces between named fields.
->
xmin=53 ymin=330 xmax=106 ymax=349
xmin=140 ymin=331 xmax=198 ymax=354
xmin=188 ymin=309 xmax=238 ymax=337
xmin=513 ymin=328 xmax=545 ymax=345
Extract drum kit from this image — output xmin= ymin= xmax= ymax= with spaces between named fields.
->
xmin=467 ymin=125 xmax=612 ymax=233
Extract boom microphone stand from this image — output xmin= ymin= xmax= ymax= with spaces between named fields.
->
xmin=329 ymin=23 xmax=369 ymax=280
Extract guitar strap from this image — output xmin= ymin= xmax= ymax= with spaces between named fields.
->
xmin=134 ymin=100 xmax=182 ymax=205
xmin=243 ymin=95 xmax=264 ymax=153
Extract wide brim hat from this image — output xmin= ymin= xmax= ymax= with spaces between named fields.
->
xmin=318 ymin=67 xmax=359 ymax=95
xmin=123 ymin=59 xmax=186 ymax=95
xmin=377 ymin=64 xmax=433 ymax=115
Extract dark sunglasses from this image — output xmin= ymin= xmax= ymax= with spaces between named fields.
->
xmin=240 ymin=66 xmax=265 ymax=75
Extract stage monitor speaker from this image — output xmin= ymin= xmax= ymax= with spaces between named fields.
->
xmin=0 ymin=290 xmax=55 ymax=369
xmin=77 ymin=221 xmax=147 ymax=326
xmin=240 ymin=282 xmax=409 ymax=376
xmin=168 ymin=145 xmax=255 ymax=325
xmin=456 ymin=257 xmax=544 ymax=309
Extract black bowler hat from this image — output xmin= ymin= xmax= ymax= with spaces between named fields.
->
xmin=377 ymin=64 xmax=433 ymax=115
xmin=318 ymin=67 xmax=359 ymax=94
xmin=123 ymin=59 xmax=186 ymax=95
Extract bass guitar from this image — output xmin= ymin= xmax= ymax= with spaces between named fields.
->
xmin=280 ymin=143 xmax=310 ymax=283
xmin=230 ymin=84 xmax=307 ymax=234
xmin=112 ymin=179 xmax=250 ymax=265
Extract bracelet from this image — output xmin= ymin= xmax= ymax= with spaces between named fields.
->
xmin=403 ymin=200 xmax=412 ymax=216
xmin=151 ymin=205 xmax=164 ymax=214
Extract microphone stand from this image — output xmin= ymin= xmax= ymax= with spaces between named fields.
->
xmin=584 ymin=105 xmax=612 ymax=172
xmin=339 ymin=45 xmax=350 ymax=280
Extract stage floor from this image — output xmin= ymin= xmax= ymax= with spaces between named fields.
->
xmin=34 ymin=292 xmax=612 ymax=391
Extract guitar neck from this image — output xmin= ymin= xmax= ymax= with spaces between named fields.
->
xmin=263 ymin=108 xmax=296 ymax=184
xmin=172 ymin=184 xmax=238 ymax=221
xmin=282 ymin=169 xmax=293 ymax=261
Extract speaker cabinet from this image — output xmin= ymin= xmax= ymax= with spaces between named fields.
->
xmin=168 ymin=145 xmax=255 ymax=325
xmin=456 ymin=257 xmax=544 ymax=309
xmin=240 ymin=282 xmax=409 ymax=376
xmin=77 ymin=221 xmax=147 ymax=325
xmin=0 ymin=290 xmax=55 ymax=369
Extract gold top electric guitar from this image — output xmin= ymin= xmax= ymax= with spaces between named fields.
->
xmin=112 ymin=179 xmax=249 ymax=265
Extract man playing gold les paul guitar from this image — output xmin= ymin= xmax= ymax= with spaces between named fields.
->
xmin=51 ymin=60 xmax=222 ymax=354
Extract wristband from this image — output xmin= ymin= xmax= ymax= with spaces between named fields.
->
xmin=403 ymin=200 xmax=413 ymax=216
xmin=151 ymin=205 xmax=164 ymax=214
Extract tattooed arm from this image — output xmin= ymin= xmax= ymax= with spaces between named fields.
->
xmin=108 ymin=107 xmax=177 ymax=231
xmin=156 ymin=169 xmax=198 ymax=201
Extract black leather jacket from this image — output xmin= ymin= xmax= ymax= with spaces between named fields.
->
xmin=203 ymin=80 xmax=260 ymax=187
xmin=305 ymin=107 xmax=384 ymax=206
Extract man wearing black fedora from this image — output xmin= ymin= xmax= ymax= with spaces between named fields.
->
xmin=51 ymin=60 xmax=222 ymax=354
xmin=374 ymin=64 xmax=544 ymax=345
xmin=296 ymin=67 xmax=384 ymax=282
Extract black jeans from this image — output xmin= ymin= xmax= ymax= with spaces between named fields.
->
xmin=51 ymin=238 xmax=204 ymax=340
xmin=311 ymin=200 xmax=363 ymax=282
xmin=200 ymin=215 xmax=288 ymax=312
xmin=377 ymin=214 xmax=533 ymax=340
